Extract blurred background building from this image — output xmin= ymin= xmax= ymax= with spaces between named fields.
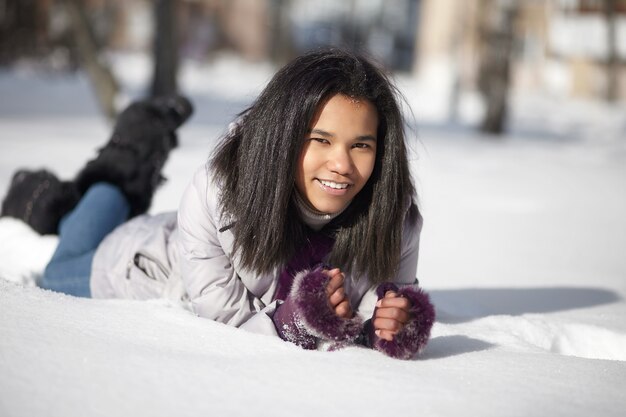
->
xmin=1 ymin=0 xmax=624 ymax=131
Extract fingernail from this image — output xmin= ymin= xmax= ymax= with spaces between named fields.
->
xmin=376 ymin=300 xmax=382 ymax=307
xmin=375 ymin=330 xmax=381 ymax=337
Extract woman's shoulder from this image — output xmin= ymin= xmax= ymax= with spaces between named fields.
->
xmin=178 ymin=162 xmax=233 ymax=230
xmin=182 ymin=163 xmax=222 ymax=211
xmin=189 ymin=162 xmax=221 ymax=193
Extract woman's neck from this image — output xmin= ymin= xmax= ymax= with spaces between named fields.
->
xmin=293 ymin=191 xmax=347 ymax=231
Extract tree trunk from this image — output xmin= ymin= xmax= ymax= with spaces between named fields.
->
xmin=268 ymin=0 xmax=293 ymax=64
xmin=151 ymin=0 xmax=178 ymax=98
xmin=604 ymin=0 xmax=618 ymax=103
xmin=477 ymin=0 xmax=517 ymax=135
xmin=0 ymin=0 xmax=44 ymax=63
xmin=64 ymin=0 xmax=118 ymax=120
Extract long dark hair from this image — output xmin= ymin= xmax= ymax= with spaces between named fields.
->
xmin=211 ymin=48 xmax=418 ymax=283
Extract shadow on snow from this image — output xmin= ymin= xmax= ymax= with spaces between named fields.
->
xmin=430 ymin=286 xmax=621 ymax=324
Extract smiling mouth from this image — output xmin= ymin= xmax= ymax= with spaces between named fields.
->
xmin=318 ymin=179 xmax=350 ymax=190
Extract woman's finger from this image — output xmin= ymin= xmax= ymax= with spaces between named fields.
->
xmin=376 ymin=295 xmax=411 ymax=310
xmin=374 ymin=306 xmax=410 ymax=324
xmin=325 ymin=272 xmax=344 ymax=295
xmin=328 ymin=286 xmax=345 ymax=307
xmin=324 ymin=268 xmax=342 ymax=278
xmin=334 ymin=299 xmax=353 ymax=318
xmin=375 ymin=329 xmax=396 ymax=341
xmin=373 ymin=317 xmax=403 ymax=333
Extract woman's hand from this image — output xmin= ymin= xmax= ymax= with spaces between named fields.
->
xmin=373 ymin=291 xmax=412 ymax=341
xmin=325 ymin=268 xmax=353 ymax=318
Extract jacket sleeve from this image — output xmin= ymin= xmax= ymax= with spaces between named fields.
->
xmin=177 ymin=166 xmax=272 ymax=329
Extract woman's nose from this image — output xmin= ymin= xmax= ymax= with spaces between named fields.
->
xmin=327 ymin=147 xmax=353 ymax=175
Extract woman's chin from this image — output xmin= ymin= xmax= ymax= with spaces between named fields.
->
xmin=311 ymin=201 xmax=349 ymax=215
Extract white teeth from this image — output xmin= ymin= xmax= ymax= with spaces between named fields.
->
xmin=320 ymin=180 xmax=349 ymax=189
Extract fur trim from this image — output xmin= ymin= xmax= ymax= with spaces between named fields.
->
xmin=373 ymin=286 xmax=435 ymax=360
xmin=376 ymin=282 xmax=399 ymax=299
xmin=317 ymin=339 xmax=352 ymax=352
xmin=272 ymin=304 xmax=318 ymax=350
xmin=290 ymin=268 xmax=364 ymax=342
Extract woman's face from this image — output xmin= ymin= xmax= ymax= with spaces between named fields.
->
xmin=295 ymin=94 xmax=378 ymax=214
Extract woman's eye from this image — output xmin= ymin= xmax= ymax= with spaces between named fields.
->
xmin=353 ymin=143 xmax=370 ymax=149
xmin=311 ymin=137 xmax=329 ymax=144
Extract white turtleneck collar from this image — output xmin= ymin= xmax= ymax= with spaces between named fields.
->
xmin=293 ymin=190 xmax=348 ymax=231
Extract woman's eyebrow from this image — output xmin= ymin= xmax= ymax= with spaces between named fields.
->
xmin=357 ymin=135 xmax=377 ymax=142
xmin=309 ymin=129 xmax=377 ymax=142
xmin=309 ymin=128 xmax=334 ymax=137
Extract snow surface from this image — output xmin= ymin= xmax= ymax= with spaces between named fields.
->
xmin=1 ymin=53 xmax=625 ymax=417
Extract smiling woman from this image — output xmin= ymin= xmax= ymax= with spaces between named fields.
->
xmin=2 ymin=48 xmax=435 ymax=360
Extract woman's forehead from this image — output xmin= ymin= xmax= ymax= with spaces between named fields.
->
xmin=308 ymin=94 xmax=378 ymax=137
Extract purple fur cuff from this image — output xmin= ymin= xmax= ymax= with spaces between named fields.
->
xmin=272 ymin=297 xmax=318 ymax=350
xmin=289 ymin=268 xmax=364 ymax=342
xmin=376 ymin=282 xmax=400 ymax=299
xmin=373 ymin=285 xmax=436 ymax=360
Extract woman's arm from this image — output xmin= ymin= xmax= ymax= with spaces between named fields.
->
xmin=177 ymin=166 xmax=270 ymax=328
xmin=356 ymin=210 xmax=436 ymax=359
xmin=356 ymin=210 xmax=423 ymax=318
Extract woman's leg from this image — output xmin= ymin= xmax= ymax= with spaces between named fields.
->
xmin=39 ymin=182 xmax=130 ymax=297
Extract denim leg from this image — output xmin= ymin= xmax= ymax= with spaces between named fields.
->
xmin=40 ymin=182 xmax=130 ymax=297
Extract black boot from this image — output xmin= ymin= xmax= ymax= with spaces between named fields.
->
xmin=74 ymin=94 xmax=193 ymax=217
xmin=1 ymin=169 xmax=80 ymax=235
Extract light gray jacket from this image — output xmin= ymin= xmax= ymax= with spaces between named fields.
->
xmin=90 ymin=164 xmax=422 ymax=337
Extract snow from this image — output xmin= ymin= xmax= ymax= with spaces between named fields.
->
xmin=1 ymin=53 xmax=625 ymax=416
xmin=0 ymin=218 xmax=57 ymax=286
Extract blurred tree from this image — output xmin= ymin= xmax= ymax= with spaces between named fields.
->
xmin=64 ymin=0 xmax=118 ymax=120
xmin=0 ymin=0 xmax=45 ymax=64
xmin=151 ymin=0 xmax=179 ymax=97
xmin=477 ymin=0 xmax=518 ymax=135
xmin=604 ymin=0 xmax=619 ymax=103
xmin=268 ymin=0 xmax=294 ymax=63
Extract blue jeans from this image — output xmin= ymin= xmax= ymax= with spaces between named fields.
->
xmin=39 ymin=183 xmax=130 ymax=297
